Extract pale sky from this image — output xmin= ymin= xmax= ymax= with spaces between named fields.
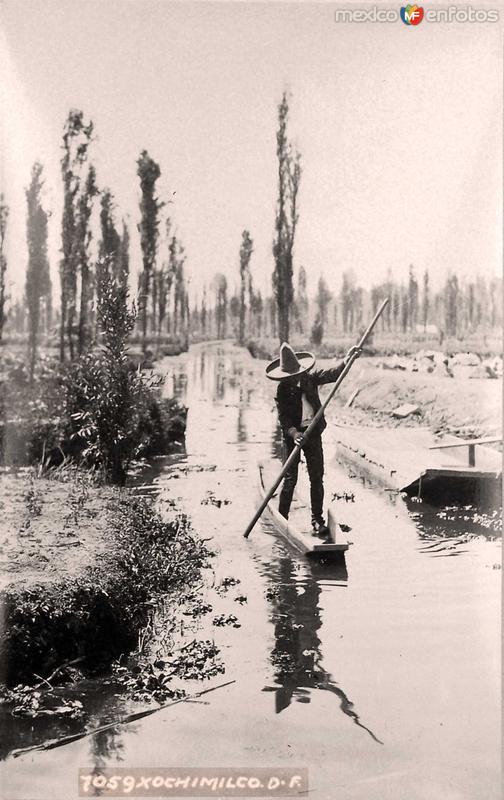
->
xmin=1 ymin=0 xmax=502 ymax=303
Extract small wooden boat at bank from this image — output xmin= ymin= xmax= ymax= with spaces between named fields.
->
xmin=258 ymin=461 xmax=349 ymax=557
xmin=333 ymin=426 xmax=502 ymax=503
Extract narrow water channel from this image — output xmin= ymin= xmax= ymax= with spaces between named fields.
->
xmin=2 ymin=342 xmax=501 ymax=800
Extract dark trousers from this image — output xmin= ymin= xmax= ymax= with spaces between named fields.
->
xmin=278 ymin=432 xmax=324 ymax=522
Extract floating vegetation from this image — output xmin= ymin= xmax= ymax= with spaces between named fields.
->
xmin=331 ymin=491 xmax=355 ymax=503
xmin=112 ymin=662 xmax=185 ymax=704
xmin=110 ymin=638 xmax=226 ymax=703
xmin=168 ymin=640 xmax=225 ymax=682
xmin=183 ymin=599 xmax=213 ymax=618
xmin=201 ymin=491 xmax=231 ymax=508
xmin=216 ymin=576 xmax=241 ymax=594
xmin=436 ymin=506 xmax=502 ymax=534
xmin=212 ymin=614 xmax=241 ymax=628
xmin=471 ymin=509 xmax=502 ymax=533
xmin=0 ymin=684 xmax=86 ymax=719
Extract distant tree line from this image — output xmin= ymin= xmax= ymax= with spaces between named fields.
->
xmin=1 ymin=99 xmax=501 ymax=359
xmin=163 ymin=264 xmax=501 ymax=346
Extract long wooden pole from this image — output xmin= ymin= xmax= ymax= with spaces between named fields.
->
xmin=243 ymin=298 xmax=389 ymax=539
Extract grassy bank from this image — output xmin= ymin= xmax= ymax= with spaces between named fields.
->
xmin=0 ymin=469 xmax=213 ymax=687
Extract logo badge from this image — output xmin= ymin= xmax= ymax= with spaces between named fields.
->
xmin=400 ymin=4 xmax=424 ymax=24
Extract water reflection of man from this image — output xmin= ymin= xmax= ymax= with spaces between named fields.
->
xmin=269 ymin=556 xmax=328 ymax=713
xmin=266 ymin=343 xmax=361 ymax=539
xmin=265 ymin=555 xmax=382 ymax=744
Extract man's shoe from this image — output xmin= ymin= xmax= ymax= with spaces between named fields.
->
xmin=311 ymin=518 xmax=330 ymax=540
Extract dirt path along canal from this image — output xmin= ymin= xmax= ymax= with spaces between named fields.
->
xmin=2 ymin=342 xmax=501 ymax=800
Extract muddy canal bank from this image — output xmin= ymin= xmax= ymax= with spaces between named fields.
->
xmin=333 ymin=358 xmax=502 ymax=438
xmin=1 ymin=342 xmax=501 ymax=800
xmin=0 ymin=471 xmax=212 ymax=690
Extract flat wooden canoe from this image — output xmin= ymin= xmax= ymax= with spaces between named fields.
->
xmin=258 ymin=461 xmax=349 ymax=557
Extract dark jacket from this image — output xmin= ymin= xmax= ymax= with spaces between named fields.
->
xmin=275 ymin=363 xmax=346 ymax=440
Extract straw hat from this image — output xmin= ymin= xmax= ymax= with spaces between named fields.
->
xmin=265 ymin=342 xmax=315 ymax=381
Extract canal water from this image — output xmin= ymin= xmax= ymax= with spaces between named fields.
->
xmin=1 ymin=342 xmax=501 ymax=800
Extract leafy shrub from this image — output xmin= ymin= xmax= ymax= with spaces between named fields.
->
xmin=138 ymin=396 xmax=187 ymax=456
xmin=66 ymin=264 xmax=149 ymax=483
xmin=0 ymin=353 xmax=68 ymax=465
xmin=0 ymin=267 xmax=187 ymax=478
xmin=64 ymin=352 xmax=152 ymax=484
xmin=0 ymin=352 xmax=186 ymax=471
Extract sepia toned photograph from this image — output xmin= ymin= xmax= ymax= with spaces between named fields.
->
xmin=0 ymin=1 xmax=502 ymax=798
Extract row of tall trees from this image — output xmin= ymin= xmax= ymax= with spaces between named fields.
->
xmin=0 ymin=109 xmax=192 ymax=370
xmin=1 ymin=97 xmax=501 ymax=357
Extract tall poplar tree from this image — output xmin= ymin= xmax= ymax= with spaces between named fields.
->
xmin=118 ymin=221 xmax=130 ymax=290
xmin=59 ymin=110 xmax=94 ymax=361
xmin=422 ymin=269 xmax=430 ymax=332
xmin=272 ymin=92 xmax=301 ymax=343
xmin=238 ymin=229 xmax=253 ymax=346
xmin=77 ymin=165 xmax=98 ymax=354
xmin=213 ymin=273 xmax=228 ymax=339
xmin=99 ymin=189 xmax=121 ymax=270
xmin=0 ymin=195 xmax=9 ymax=343
xmin=408 ymin=265 xmax=419 ymax=331
xmin=25 ymin=163 xmax=51 ymax=381
xmin=137 ymin=150 xmax=163 ymax=352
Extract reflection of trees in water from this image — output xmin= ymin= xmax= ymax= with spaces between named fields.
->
xmin=0 ymin=690 xmax=132 ymax=763
xmin=271 ymin=419 xmax=283 ymax=461
xmin=190 ymin=348 xmax=224 ymax=402
xmin=215 ymin=369 xmax=226 ymax=401
xmin=212 ymin=353 xmax=246 ymax=403
xmin=237 ymin=403 xmax=247 ymax=444
xmin=236 ymin=388 xmax=256 ymax=443
xmin=0 ymin=710 xmax=84 ymax=761
xmin=88 ymin=726 xmax=126 ymax=769
xmin=199 ymin=350 xmax=206 ymax=383
xmin=172 ymin=370 xmax=187 ymax=399
xmin=186 ymin=348 xmax=217 ymax=401
xmin=227 ymin=362 xmax=244 ymax=390
xmin=264 ymin=556 xmax=382 ymax=744
xmin=210 ymin=349 xmax=228 ymax=402
xmin=190 ymin=344 xmax=264 ymax=408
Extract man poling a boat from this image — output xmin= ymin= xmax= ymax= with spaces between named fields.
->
xmin=266 ymin=342 xmax=362 ymax=541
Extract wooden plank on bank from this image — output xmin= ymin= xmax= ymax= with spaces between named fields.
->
xmin=429 ymin=436 xmax=502 ymax=449
xmin=428 ymin=437 xmax=502 ymax=468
